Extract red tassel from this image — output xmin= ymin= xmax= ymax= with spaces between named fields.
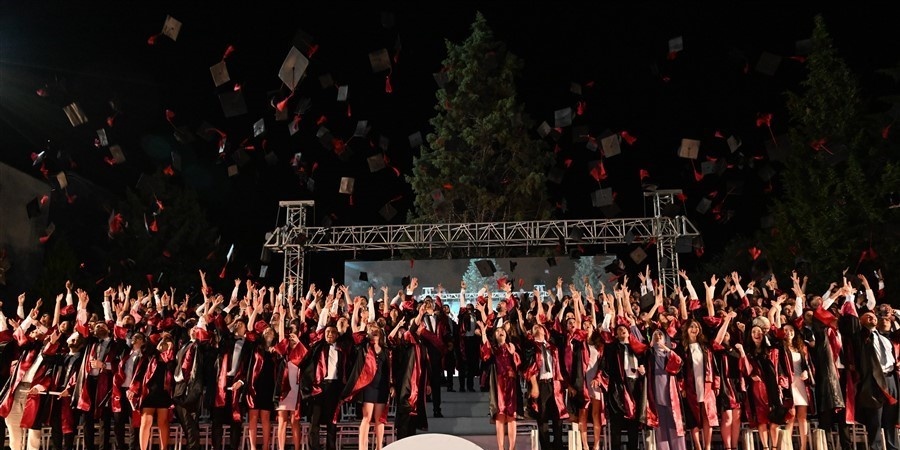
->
xmin=385 ymin=75 xmax=393 ymax=94
xmin=223 ymin=45 xmax=236 ymax=60
xmin=620 ymin=130 xmax=637 ymax=145
xmin=883 ymin=124 xmax=892 ymax=140
xmin=163 ymin=165 xmax=175 ymax=176
xmin=347 ymin=103 xmax=352 ymax=117
xmin=219 ymin=266 xmax=227 ymax=279
xmin=147 ymin=34 xmax=159 ymax=45
xmin=39 ymin=236 xmax=50 ymax=244
xmin=149 ymin=219 xmax=158 ymax=233
xmin=307 ymin=44 xmax=319 ymax=58
xmin=165 ymin=109 xmax=176 ymax=124
xmin=576 ymin=101 xmax=586 ymax=116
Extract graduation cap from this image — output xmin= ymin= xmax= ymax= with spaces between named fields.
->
xmin=337 ymin=85 xmax=349 ymax=102
xmin=161 ymin=15 xmax=182 ymax=41
xmin=755 ymin=51 xmax=782 ymax=76
xmin=227 ymin=165 xmax=238 ymax=177
xmin=696 ymin=197 xmax=712 ymax=214
xmin=218 ymin=91 xmax=247 ymax=118
xmin=604 ymin=259 xmax=625 ymax=275
xmin=359 ymin=272 xmax=369 ymax=282
xmin=509 ymin=260 xmax=517 ymax=273
xmin=547 ymin=166 xmax=565 ymax=184
xmin=554 ymin=107 xmax=573 ymax=128
xmin=629 ymin=247 xmax=648 ymax=265
xmin=408 ymin=131 xmax=423 ymax=148
xmin=572 ymin=125 xmax=590 ymax=143
xmin=369 ymin=48 xmax=391 ymax=73
xmin=252 ymin=119 xmax=266 ymax=137
xmin=668 ymin=36 xmax=684 ymax=53
xmin=727 ymin=135 xmax=741 ymax=153
xmin=536 ymin=121 xmax=552 ymax=138
xmin=339 ymin=177 xmax=355 ymax=195
xmin=546 ymin=257 xmax=557 ymax=268
xmin=279 ymin=47 xmax=309 ymax=91
xmin=433 ymin=72 xmax=449 ymax=89
xmin=591 ymin=188 xmax=614 ymax=207
xmin=319 ymin=73 xmax=334 ymax=88
xmin=232 ymin=149 xmax=251 ymax=166
xmin=676 ymin=236 xmax=694 ymax=253
xmin=678 ymin=138 xmax=700 ymax=159
xmin=600 ymin=203 xmax=621 ymax=218
xmin=259 ymin=265 xmax=268 ymax=278
xmin=109 ymin=145 xmax=126 ymax=164
xmin=56 ymin=172 xmax=68 ymax=189
xmin=354 ymin=120 xmax=369 ymax=138
xmin=475 ymin=260 xmax=496 ymax=277
xmin=601 ymin=133 xmax=621 ymax=157
xmin=401 ymin=276 xmax=411 ymax=288
xmin=367 ymin=154 xmax=386 ymax=172
xmin=379 ymin=202 xmax=397 ymax=221
xmin=96 ymin=129 xmax=109 ymax=146
xmin=210 ymin=61 xmax=230 ymax=87
xmin=63 ymin=103 xmax=88 ymax=127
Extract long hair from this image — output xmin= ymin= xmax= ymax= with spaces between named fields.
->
xmin=781 ymin=323 xmax=807 ymax=357
xmin=745 ymin=324 xmax=769 ymax=355
xmin=680 ymin=319 xmax=708 ymax=348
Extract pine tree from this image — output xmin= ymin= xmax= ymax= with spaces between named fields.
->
xmin=107 ymin=170 xmax=221 ymax=291
xmin=765 ymin=15 xmax=900 ymax=290
xmin=408 ymin=12 xmax=552 ymax=226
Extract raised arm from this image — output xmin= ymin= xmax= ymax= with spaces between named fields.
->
xmin=704 ymin=274 xmax=718 ymax=317
xmin=714 ymin=311 xmax=736 ymax=345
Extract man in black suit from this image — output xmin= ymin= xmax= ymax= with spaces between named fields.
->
xmin=212 ymin=313 xmax=256 ymax=450
xmin=301 ymin=304 xmax=351 ymax=450
xmin=173 ymin=322 xmax=209 ymax=450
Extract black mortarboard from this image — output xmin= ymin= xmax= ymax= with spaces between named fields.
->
xmin=475 ymin=260 xmax=496 ymax=277
xmin=219 ymin=91 xmax=247 ymax=118
xmin=359 ymin=272 xmax=368 ymax=282
xmin=546 ymin=257 xmax=557 ymax=268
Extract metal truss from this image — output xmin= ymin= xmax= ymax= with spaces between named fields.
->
xmin=264 ymin=191 xmax=700 ymax=296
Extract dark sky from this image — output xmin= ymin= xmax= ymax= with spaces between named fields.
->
xmin=1 ymin=2 xmax=896 ymax=288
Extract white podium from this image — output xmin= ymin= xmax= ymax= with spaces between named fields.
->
xmin=383 ymin=434 xmax=484 ymax=450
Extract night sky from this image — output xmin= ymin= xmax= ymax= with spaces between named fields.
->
xmin=1 ymin=2 xmax=897 ymax=290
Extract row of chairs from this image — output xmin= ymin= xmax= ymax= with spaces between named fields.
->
xmin=17 ymin=420 xmax=395 ymax=450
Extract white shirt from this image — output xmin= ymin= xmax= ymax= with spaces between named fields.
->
xmin=874 ymin=331 xmax=895 ymax=373
xmin=537 ymin=341 xmax=553 ymax=380
xmin=123 ymin=351 xmax=141 ymax=387
xmin=325 ymin=344 xmax=340 ymax=380
xmin=90 ymin=338 xmax=111 ymax=377
xmin=689 ymin=343 xmax=704 ymax=394
xmin=465 ymin=314 xmax=476 ymax=337
xmin=621 ymin=341 xmax=639 ymax=380
xmin=23 ymin=352 xmax=44 ymax=383
xmin=228 ymin=338 xmax=244 ymax=376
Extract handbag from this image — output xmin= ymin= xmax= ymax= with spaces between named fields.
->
xmin=774 ymin=427 xmax=791 ymax=450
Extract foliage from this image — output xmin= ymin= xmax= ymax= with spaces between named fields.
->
xmin=407 ymin=11 xmax=552 ymax=228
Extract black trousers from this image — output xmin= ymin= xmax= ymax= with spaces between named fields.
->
xmin=463 ymin=336 xmax=481 ymax=390
xmin=83 ymin=377 xmax=111 ymax=450
xmin=212 ymin=379 xmax=244 ymax=450
xmin=608 ymin=378 xmax=640 ymax=450
xmin=309 ymin=381 xmax=341 ymax=450
xmin=394 ymin=409 xmax=416 ymax=441
xmin=860 ymin=372 xmax=899 ymax=450
xmin=536 ymin=380 xmax=563 ymax=450
xmin=49 ymin=402 xmax=75 ymax=450
xmin=113 ymin=392 xmax=138 ymax=450
xmin=817 ymin=369 xmax=852 ymax=450
xmin=425 ymin=346 xmax=443 ymax=413
xmin=175 ymin=396 xmax=202 ymax=450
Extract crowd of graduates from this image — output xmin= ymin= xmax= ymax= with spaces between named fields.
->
xmin=0 ymin=265 xmax=895 ymax=450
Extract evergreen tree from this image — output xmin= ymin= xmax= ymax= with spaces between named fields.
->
xmin=408 ymin=12 xmax=552 ymax=226
xmin=765 ymin=15 xmax=900 ymax=290
xmin=107 ymin=170 xmax=221 ymax=292
xmin=571 ymin=255 xmax=602 ymax=292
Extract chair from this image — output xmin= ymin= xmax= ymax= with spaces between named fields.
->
xmin=151 ymin=424 xmax=183 ymax=450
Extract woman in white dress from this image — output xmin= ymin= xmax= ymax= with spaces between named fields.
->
xmin=275 ymin=314 xmax=307 ymax=450
xmin=778 ymin=323 xmax=812 ymax=450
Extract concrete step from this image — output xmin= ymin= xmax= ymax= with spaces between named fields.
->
xmin=424 ymin=416 xmax=497 ymax=435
